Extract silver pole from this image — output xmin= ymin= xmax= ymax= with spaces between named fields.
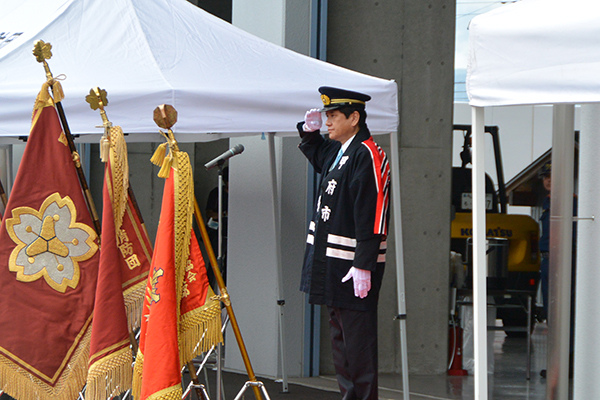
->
xmin=471 ymin=106 xmax=488 ymax=400
xmin=573 ymin=103 xmax=600 ymax=399
xmin=217 ymin=169 xmax=224 ymax=400
xmin=268 ymin=132 xmax=288 ymax=392
xmin=389 ymin=129 xmax=410 ymax=400
xmin=547 ymin=104 xmax=575 ymax=400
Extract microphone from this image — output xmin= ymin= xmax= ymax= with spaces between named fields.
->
xmin=204 ymin=144 xmax=245 ymax=170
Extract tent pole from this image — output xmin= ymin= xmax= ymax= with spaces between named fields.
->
xmin=548 ymin=104 xmax=575 ymax=400
xmin=389 ymin=129 xmax=410 ymax=400
xmin=471 ymin=106 xmax=488 ymax=400
xmin=268 ymin=132 xmax=289 ymax=393
xmin=573 ymin=103 xmax=600 ymax=400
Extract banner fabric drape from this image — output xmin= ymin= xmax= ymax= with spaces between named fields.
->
xmin=86 ymin=124 xmax=152 ymax=400
xmin=132 ymin=140 xmax=222 ymax=400
xmin=0 ymin=83 xmax=99 ymax=400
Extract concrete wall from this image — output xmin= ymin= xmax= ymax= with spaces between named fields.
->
xmin=224 ymin=0 xmax=312 ymax=379
xmin=228 ymin=0 xmax=456 ymax=376
xmin=325 ymin=0 xmax=456 ymax=374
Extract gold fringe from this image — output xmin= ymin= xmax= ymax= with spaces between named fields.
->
xmin=157 ymin=154 xmax=173 ymax=179
xmin=123 ymin=280 xmax=147 ymax=333
xmin=0 ymin=321 xmax=92 ymax=400
xmin=150 ymin=143 xmax=167 ymax=167
xmin=131 ymin=350 xmax=144 ymax=400
xmin=86 ymin=347 xmax=132 ymax=400
xmin=109 ymin=125 xmax=129 ymax=231
xmin=179 ymin=298 xmax=223 ymax=366
xmin=173 ymin=152 xmax=194 ymax=316
xmin=146 ymin=384 xmax=182 ymax=400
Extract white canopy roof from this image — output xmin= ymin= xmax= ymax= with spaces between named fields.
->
xmin=0 ymin=0 xmax=398 ymax=141
xmin=467 ymin=0 xmax=600 ymax=107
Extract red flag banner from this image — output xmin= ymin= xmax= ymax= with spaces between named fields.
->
xmin=0 ymin=84 xmax=99 ymax=399
xmin=132 ymin=141 xmax=222 ymax=400
xmin=86 ymin=125 xmax=152 ymax=400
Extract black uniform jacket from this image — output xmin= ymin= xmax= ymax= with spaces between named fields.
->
xmin=297 ymin=123 xmax=390 ymax=311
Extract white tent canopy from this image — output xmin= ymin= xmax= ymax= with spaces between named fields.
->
xmin=467 ymin=1 xmax=600 ymax=399
xmin=0 ymin=1 xmax=408 ymax=398
xmin=467 ymin=0 xmax=600 ymax=107
xmin=0 ymin=0 xmax=398 ymax=141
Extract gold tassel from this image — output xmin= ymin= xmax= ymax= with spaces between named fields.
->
xmin=157 ymin=154 xmax=173 ymax=179
xmin=100 ymin=136 xmax=110 ymax=162
xmin=150 ymin=143 xmax=167 ymax=167
xmin=50 ymin=79 xmax=65 ymax=103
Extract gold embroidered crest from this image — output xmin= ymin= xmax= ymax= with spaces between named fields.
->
xmin=5 ymin=193 xmax=98 ymax=293
xmin=321 ymin=94 xmax=331 ymax=106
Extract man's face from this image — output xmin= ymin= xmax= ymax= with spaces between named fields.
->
xmin=543 ymin=175 xmax=551 ymax=192
xmin=325 ymin=109 xmax=359 ymax=144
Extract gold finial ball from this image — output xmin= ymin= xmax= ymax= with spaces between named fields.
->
xmin=153 ymin=104 xmax=178 ymax=130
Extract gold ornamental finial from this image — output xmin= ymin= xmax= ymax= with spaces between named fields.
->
xmin=32 ymin=40 xmax=53 ymax=80
xmin=153 ymin=104 xmax=178 ymax=130
xmin=151 ymin=104 xmax=180 ymax=177
xmin=86 ymin=87 xmax=114 ymax=162
xmin=32 ymin=40 xmax=65 ymax=103
xmin=85 ymin=87 xmax=110 ymax=127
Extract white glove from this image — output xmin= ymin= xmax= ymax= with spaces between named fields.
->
xmin=303 ymin=108 xmax=322 ymax=132
xmin=341 ymin=267 xmax=371 ymax=299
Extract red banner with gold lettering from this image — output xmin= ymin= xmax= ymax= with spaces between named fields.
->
xmin=0 ymin=85 xmax=99 ymax=399
xmin=86 ymin=125 xmax=152 ymax=400
xmin=132 ymin=140 xmax=221 ymax=400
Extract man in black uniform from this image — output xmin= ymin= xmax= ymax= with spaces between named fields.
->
xmin=297 ymin=87 xmax=390 ymax=400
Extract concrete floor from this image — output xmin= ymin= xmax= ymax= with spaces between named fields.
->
xmin=201 ymin=321 xmax=557 ymax=400
xmin=287 ymin=322 xmax=553 ymax=400
xmin=0 ymin=321 xmax=558 ymax=400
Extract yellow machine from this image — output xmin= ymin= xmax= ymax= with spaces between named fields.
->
xmin=451 ymin=125 xmax=540 ymax=332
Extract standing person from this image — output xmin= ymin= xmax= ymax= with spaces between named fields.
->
xmin=206 ymin=166 xmax=229 ymax=287
xmin=539 ymin=162 xmax=551 ymax=322
xmin=297 ymin=86 xmax=390 ymax=400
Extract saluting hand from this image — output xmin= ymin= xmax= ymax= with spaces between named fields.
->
xmin=342 ymin=267 xmax=371 ymax=299
xmin=303 ymin=108 xmax=323 ymax=132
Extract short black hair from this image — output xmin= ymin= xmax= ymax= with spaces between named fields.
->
xmin=336 ymin=105 xmax=367 ymax=129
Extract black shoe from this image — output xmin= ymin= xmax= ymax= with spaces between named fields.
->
xmin=540 ymin=369 xmax=546 ymax=378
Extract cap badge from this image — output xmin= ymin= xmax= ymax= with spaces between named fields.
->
xmin=321 ymin=94 xmax=331 ymax=106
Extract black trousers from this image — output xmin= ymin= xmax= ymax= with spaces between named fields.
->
xmin=328 ymin=306 xmax=378 ymax=400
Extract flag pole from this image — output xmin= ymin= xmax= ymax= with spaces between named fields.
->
xmin=152 ymin=105 xmax=264 ymax=400
xmin=0 ymin=178 xmax=7 ymax=210
xmin=85 ymin=86 xmax=152 ymax=242
xmin=86 ymin=87 xmax=148 ymax=360
xmin=32 ymin=40 xmax=101 ymax=236
xmin=193 ymin=198 xmax=264 ymax=400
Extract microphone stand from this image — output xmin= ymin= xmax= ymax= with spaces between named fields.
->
xmin=216 ymin=161 xmax=225 ymax=400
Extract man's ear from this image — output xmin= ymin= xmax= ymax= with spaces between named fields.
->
xmin=350 ymin=111 xmax=360 ymax=127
